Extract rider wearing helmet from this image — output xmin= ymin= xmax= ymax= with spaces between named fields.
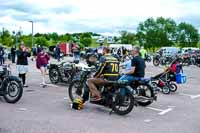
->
xmin=87 ymin=47 xmax=119 ymax=101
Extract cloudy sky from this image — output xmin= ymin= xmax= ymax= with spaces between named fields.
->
xmin=0 ymin=0 xmax=200 ymax=35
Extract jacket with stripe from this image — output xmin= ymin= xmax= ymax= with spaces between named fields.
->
xmin=94 ymin=54 xmax=119 ymax=80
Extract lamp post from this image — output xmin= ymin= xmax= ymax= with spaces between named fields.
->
xmin=28 ymin=21 xmax=34 ymax=48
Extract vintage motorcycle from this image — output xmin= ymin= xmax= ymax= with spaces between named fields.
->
xmin=0 ymin=65 xmax=23 ymax=103
xmin=68 ymin=66 xmax=157 ymax=115
xmin=153 ymin=53 xmax=173 ymax=66
xmin=48 ymin=62 xmax=79 ymax=84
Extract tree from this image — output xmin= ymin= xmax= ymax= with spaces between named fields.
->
xmin=136 ymin=17 xmax=177 ymax=49
xmin=18 ymin=35 xmax=32 ymax=47
xmin=59 ymin=33 xmax=72 ymax=42
xmin=120 ymin=31 xmax=137 ymax=45
xmin=177 ymin=22 xmax=199 ymax=47
xmin=80 ymin=33 xmax=92 ymax=47
xmin=50 ymin=32 xmax=59 ymax=41
xmin=35 ymin=37 xmax=48 ymax=46
xmin=0 ymin=30 xmax=13 ymax=46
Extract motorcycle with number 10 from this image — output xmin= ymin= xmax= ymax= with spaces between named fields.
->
xmin=68 ymin=65 xmax=157 ymax=115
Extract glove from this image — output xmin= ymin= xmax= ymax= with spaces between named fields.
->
xmin=72 ymin=98 xmax=84 ymax=110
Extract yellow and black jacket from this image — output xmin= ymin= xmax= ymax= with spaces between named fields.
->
xmin=94 ymin=54 xmax=119 ymax=80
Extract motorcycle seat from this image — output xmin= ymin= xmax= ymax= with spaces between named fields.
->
xmin=132 ymin=78 xmax=151 ymax=84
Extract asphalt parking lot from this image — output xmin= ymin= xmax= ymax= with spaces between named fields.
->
xmin=0 ymin=59 xmax=200 ymax=133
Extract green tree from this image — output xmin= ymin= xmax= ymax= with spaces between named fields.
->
xmin=35 ymin=37 xmax=48 ymax=46
xmin=177 ymin=22 xmax=199 ymax=47
xmin=1 ymin=30 xmax=13 ymax=46
xmin=137 ymin=17 xmax=177 ymax=49
xmin=18 ymin=35 xmax=32 ymax=47
xmin=59 ymin=33 xmax=72 ymax=42
xmin=120 ymin=31 xmax=137 ymax=45
xmin=50 ymin=32 xmax=59 ymax=41
xmin=80 ymin=32 xmax=92 ymax=47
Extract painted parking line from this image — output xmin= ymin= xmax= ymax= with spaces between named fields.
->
xmin=179 ymin=93 xmax=200 ymax=99
xmin=146 ymin=106 xmax=173 ymax=115
xmin=191 ymin=94 xmax=200 ymax=99
xmin=158 ymin=108 xmax=173 ymax=115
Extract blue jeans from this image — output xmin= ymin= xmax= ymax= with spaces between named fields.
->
xmin=74 ymin=52 xmax=80 ymax=60
xmin=118 ymin=75 xmax=139 ymax=95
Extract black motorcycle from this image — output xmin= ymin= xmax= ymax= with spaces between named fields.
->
xmin=144 ymin=54 xmax=152 ymax=62
xmin=153 ymin=54 xmax=173 ymax=66
xmin=68 ymin=67 xmax=157 ymax=115
xmin=48 ymin=62 xmax=78 ymax=84
xmin=0 ymin=65 xmax=23 ymax=103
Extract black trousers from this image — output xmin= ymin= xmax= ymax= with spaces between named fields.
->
xmin=19 ymin=74 xmax=26 ymax=85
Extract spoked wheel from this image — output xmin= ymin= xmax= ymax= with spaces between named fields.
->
xmin=3 ymin=77 xmax=23 ymax=103
xmin=68 ymin=80 xmax=85 ymax=102
xmin=112 ymin=92 xmax=134 ymax=115
xmin=49 ymin=68 xmax=60 ymax=84
xmin=169 ymin=83 xmax=177 ymax=92
xmin=136 ymin=84 xmax=154 ymax=106
xmin=153 ymin=59 xmax=160 ymax=66
xmin=162 ymin=86 xmax=170 ymax=94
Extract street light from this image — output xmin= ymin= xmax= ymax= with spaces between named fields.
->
xmin=28 ymin=20 xmax=34 ymax=48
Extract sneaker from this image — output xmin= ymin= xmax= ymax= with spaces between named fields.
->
xmin=40 ymin=82 xmax=46 ymax=85
xmin=23 ymin=84 xmax=28 ymax=87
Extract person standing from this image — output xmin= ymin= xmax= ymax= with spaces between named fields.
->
xmin=55 ymin=45 xmax=61 ymax=62
xmin=72 ymin=43 xmax=80 ymax=61
xmin=31 ymin=46 xmax=37 ymax=61
xmin=0 ymin=47 xmax=4 ymax=65
xmin=140 ymin=46 xmax=147 ymax=59
xmin=11 ymin=46 xmax=16 ymax=63
xmin=36 ymin=48 xmax=50 ymax=85
xmin=16 ymin=44 xmax=31 ymax=87
xmin=37 ymin=45 xmax=42 ymax=55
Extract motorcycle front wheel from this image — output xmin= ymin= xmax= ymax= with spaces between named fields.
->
xmin=68 ymin=80 xmax=85 ymax=102
xmin=112 ymin=92 xmax=134 ymax=115
xmin=153 ymin=59 xmax=160 ymax=66
xmin=3 ymin=76 xmax=23 ymax=103
xmin=49 ymin=68 xmax=60 ymax=84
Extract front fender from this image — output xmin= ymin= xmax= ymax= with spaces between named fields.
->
xmin=1 ymin=76 xmax=22 ymax=91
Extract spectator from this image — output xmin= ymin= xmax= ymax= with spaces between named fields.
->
xmin=16 ymin=44 xmax=31 ymax=87
xmin=36 ymin=47 xmax=50 ymax=85
xmin=72 ymin=43 xmax=80 ymax=61
xmin=32 ymin=46 xmax=37 ymax=61
xmin=55 ymin=45 xmax=61 ymax=62
xmin=140 ymin=46 xmax=147 ymax=59
xmin=0 ymin=47 xmax=4 ymax=65
xmin=11 ymin=46 xmax=16 ymax=63
xmin=37 ymin=45 xmax=42 ymax=55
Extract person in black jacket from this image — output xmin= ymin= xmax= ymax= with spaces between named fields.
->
xmin=11 ymin=46 xmax=16 ymax=63
xmin=16 ymin=44 xmax=31 ymax=87
xmin=0 ymin=47 xmax=4 ymax=65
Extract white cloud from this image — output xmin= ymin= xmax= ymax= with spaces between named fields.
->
xmin=0 ymin=0 xmax=199 ymax=34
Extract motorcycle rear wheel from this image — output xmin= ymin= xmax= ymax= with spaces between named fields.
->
xmin=136 ymin=84 xmax=154 ymax=106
